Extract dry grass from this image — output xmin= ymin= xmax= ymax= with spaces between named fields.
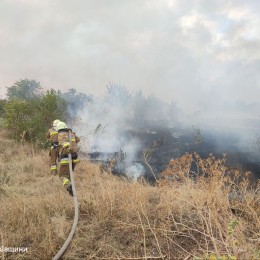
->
xmin=0 ymin=130 xmax=73 ymax=259
xmin=0 ymin=130 xmax=259 ymax=259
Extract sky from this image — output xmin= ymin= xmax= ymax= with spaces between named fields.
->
xmin=0 ymin=0 xmax=259 ymax=118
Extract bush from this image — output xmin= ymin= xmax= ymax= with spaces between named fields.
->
xmin=3 ymin=87 xmax=68 ymax=147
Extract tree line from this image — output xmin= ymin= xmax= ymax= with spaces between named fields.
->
xmin=0 ymin=79 xmax=91 ymax=147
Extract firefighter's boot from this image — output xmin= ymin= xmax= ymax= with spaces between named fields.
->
xmin=62 ymin=178 xmax=73 ymax=196
xmin=67 ymin=184 xmax=73 ymax=196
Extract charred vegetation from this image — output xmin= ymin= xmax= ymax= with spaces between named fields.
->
xmin=83 ymin=126 xmax=260 ymax=183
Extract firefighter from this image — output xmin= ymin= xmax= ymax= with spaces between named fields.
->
xmin=47 ymin=119 xmax=60 ymax=174
xmin=56 ymin=121 xmax=80 ymax=196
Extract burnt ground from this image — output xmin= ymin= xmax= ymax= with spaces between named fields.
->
xmin=84 ymin=127 xmax=260 ymax=181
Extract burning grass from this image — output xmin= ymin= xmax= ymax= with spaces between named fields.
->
xmin=0 ymin=131 xmax=259 ymax=259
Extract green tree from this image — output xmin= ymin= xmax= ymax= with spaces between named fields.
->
xmin=3 ymin=79 xmax=92 ymax=147
xmin=38 ymin=89 xmax=68 ymax=125
xmin=34 ymin=89 xmax=68 ymax=146
xmin=3 ymin=99 xmax=34 ymax=140
xmin=6 ymin=79 xmax=41 ymax=100
xmin=3 ymin=89 xmax=68 ymax=147
xmin=0 ymin=99 xmax=7 ymax=118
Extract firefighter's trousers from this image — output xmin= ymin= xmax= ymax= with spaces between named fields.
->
xmin=49 ymin=146 xmax=59 ymax=174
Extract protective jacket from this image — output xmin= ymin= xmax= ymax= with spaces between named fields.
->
xmin=47 ymin=127 xmax=58 ymax=143
xmin=47 ymin=127 xmax=59 ymax=174
xmin=58 ymin=128 xmax=80 ymax=178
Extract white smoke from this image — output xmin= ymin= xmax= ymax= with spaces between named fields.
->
xmin=74 ymin=87 xmax=178 ymax=157
xmin=125 ymin=163 xmax=145 ymax=180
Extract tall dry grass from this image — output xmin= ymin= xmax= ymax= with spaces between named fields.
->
xmin=0 ymin=130 xmax=73 ymax=259
xmin=0 ymin=130 xmax=259 ymax=259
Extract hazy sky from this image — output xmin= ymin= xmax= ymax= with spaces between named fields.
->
xmin=0 ymin=0 xmax=259 ymax=115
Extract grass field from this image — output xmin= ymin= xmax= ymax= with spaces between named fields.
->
xmin=0 ymin=130 xmax=259 ymax=259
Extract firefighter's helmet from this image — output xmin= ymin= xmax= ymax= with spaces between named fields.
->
xmin=53 ymin=119 xmax=60 ymax=128
xmin=57 ymin=121 xmax=67 ymax=131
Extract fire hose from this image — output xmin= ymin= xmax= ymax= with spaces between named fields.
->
xmin=53 ymin=132 xmax=79 ymax=260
